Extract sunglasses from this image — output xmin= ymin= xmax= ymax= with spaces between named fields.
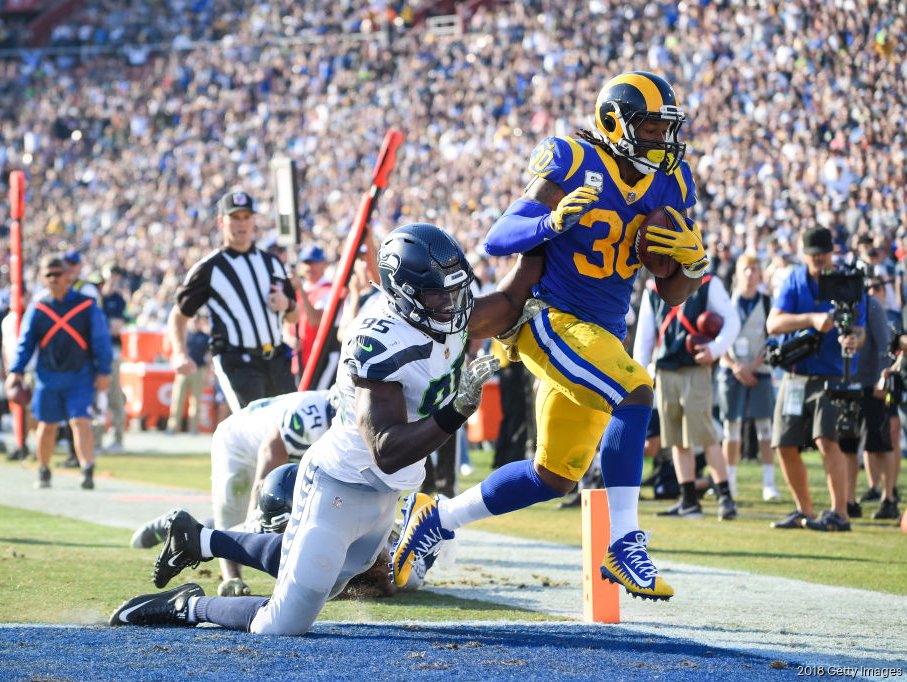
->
xmin=44 ymin=271 xmax=64 ymax=278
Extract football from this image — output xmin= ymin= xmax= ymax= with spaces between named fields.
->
xmin=7 ymin=382 xmax=32 ymax=406
xmin=697 ymin=311 xmax=723 ymax=338
xmin=685 ymin=332 xmax=713 ymax=356
xmin=635 ymin=208 xmax=681 ymax=279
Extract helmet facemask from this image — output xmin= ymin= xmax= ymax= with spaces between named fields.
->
xmin=377 ymin=224 xmax=476 ymax=337
xmin=606 ymin=103 xmax=686 ymax=175
xmin=386 ymin=267 xmax=474 ymax=335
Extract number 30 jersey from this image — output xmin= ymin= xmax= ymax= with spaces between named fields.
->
xmin=523 ymin=135 xmax=697 ymax=340
xmin=311 ymin=297 xmax=466 ymax=491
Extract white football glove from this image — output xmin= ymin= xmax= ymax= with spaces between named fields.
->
xmin=217 ymin=578 xmax=251 ymax=597
xmin=453 ymin=355 xmax=500 ymax=417
xmin=496 ymin=298 xmax=546 ymax=346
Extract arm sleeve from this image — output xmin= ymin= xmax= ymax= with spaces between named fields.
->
xmin=483 ymin=199 xmax=557 ymax=256
xmin=632 ymin=292 xmax=657 ymax=368
xmin=9 ymin=305 xmax=38 ymax=374
xmin=484 ymin=135 xmax=577 ymax=256
xmin=90 ymin=303 xmax=114 ymax=375
xmin=705 ymin=278 xmax=741 ymax=358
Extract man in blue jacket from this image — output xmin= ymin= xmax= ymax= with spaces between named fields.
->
xmin=4 ymin=255 xmax=112 ymax=490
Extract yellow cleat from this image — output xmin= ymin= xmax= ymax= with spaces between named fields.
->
xmin=600 ymin=530 xmax=674 ymax=601
xmin=390 ymin=493 xmax=454 ymax=588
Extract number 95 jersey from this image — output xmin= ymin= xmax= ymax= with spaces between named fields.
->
xmin=529 ymin=134 xmax=697 ymax=340
xmin=312 ymin=297 xmax=466 ymax=491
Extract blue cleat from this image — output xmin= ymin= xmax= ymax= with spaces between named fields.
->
xmin=600 ymin=530 xmax=674 ymax=601
xmin=390 ymin=493 xmax=454 ymax=588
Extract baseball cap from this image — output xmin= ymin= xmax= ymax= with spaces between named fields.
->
xmin=63 ymin=250 xmax=81 ymax=264
xmin=802 ymin=226 xmax=833 ymax=255
xmin=263 ymin=237 xmax=286 ymax=253
xmin=299 ymin=245 xmax=326 ymax=263
xmin=218 ymin=191 xmax=255 ymax=216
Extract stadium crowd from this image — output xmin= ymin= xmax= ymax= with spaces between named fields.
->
xmin=0 ymin=2 xmax=905 ymax=506
xmin=0 ymin=0 xmax=900 ymax=315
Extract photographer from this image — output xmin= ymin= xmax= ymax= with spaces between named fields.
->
xmin=766 ymin=227 xmax=865 ymax=532
xmin=850 ymin=273 xmax=899 ymax=521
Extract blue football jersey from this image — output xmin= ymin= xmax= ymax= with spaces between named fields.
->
xmin=527 ymin=135 xmax=697 ymax=339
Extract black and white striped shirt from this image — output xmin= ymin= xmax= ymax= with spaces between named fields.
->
xmin=176 ymin=246 xmax=294 ymax=351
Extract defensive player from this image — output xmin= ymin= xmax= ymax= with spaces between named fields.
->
xmin=129 ymin=389 xmax=333 ymax=596
xmin=392 ymin=72 xmax=708 ymax=600
xmin=110 ymin=223 xmax=540 ymax=635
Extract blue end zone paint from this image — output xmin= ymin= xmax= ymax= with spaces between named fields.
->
xmin=0 ymin=623 xmax=803 ymax=681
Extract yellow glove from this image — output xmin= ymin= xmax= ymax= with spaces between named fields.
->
xmin=645 ymin=206 xmax=710 ymax=278
xmin=546 ymin=186 xmax=600 ymax=234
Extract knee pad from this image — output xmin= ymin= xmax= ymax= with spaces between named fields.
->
xmin=755 ymin=417 xmax=773 ymax=442
xmin=723 ymin=419 xmax=742 ymax=442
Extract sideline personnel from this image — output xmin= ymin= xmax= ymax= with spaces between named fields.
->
xmin=167 ymin=191 xmax=300 ymax=412
xmin=4 ymin=255 xmax=112 ymax=489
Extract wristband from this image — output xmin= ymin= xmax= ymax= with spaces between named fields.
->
xmin=682 ymin=264 xmax=706 ymax=279
xmin=433 ymin=401 xmax=468 ymax=434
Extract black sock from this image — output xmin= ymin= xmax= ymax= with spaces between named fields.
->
xmin=681 ymin=482 xmax=698 ymax=507
xmin=715 ymin=480 xmax=731 ymax=499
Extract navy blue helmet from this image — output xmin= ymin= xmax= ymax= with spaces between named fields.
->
xmin=258 ymin=463 xmax=298 ymax=533
xmin=594 ymin=71 xmax=686 ymax=175
xmin=377 ymin=223 xmax=474 ymax=335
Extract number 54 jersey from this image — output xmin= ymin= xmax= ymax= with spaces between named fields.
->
xmin=311 ymin=296 xmax=466 ymax=492
xmin=529 ymin=134 xmax=697 ymax=341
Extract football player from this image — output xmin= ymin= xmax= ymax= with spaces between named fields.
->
xmin=257 ymin=463 xmax=429 ymax=597
xmin=110 ymin=223 xmax=541 ymax=635
xmin=129 ymin=389 xmax=334 ymax=596
xmin=392 ymin=72 xmax=708 ymax=601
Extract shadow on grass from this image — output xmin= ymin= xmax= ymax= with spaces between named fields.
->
xmin=372 ymin=590 xmax=544 ymax=614
xmin=655 ymin=547 xmax=871 ymax=563
xmin=0 ymin=536 xmax=120 ymax=549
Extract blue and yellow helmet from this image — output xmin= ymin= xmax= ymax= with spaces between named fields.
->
xmin=595 ymin=71 xmax=686 ymax=175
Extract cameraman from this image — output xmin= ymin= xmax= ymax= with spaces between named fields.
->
xmin=852 ymin=273 xmax=899 ymax=521
xmin=766 ymin=227 xmax=865 ymax=532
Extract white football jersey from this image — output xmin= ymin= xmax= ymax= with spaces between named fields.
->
xmin=312 ymin=297 xmax=467 ymax=491
xmin=219 ymin=390 xmax=333 ymax=463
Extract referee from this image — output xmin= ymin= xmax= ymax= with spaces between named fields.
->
xmin=167 ymin=191 xmax=300 ymax=412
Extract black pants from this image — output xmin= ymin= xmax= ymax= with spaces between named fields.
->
xmin=493 ymin=363 xmax=531 ymax=469
xmin=215 ymin=350 xmax=296 ymax=410
xmin=422 ymin=436 xmax=457 ymax=498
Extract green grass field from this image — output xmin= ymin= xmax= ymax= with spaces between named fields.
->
xmin=1 ymin=446 xmax=904 ymax=625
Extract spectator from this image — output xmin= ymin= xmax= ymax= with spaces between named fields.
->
xmin=766 ymin=227 xmax=865 ymax=532
xmin=490 ymin=338 xmax=531 ymax=470
xmin=717 ymin=253 xmax=780 ymax=502
xmin=64 ymin=251 xmax=101 ymax=303
xmin=4 ymin=255 xmax=112 ymax=490
xmin=294 ymin=244 xmax=336 ymax=390
xmin=634 ymin=274 xmax=741 ymax=520
xmin=858 ymin=274 xmax=901 ymax=521
xmin=166 ymin=314 xmax=209 ymax=435
xmin=97 ymin=263 xmax=129 ymax=452
xmin=167 ymin=191 xmax=300 ymax=412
